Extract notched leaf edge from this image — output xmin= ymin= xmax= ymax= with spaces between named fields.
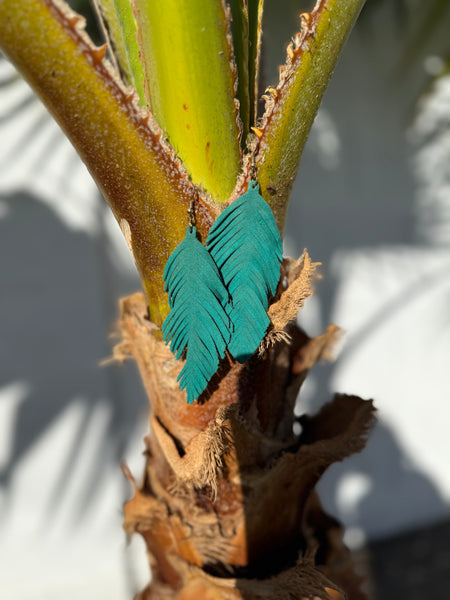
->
xmin=257 ymin=3 xmax=323 ymax=140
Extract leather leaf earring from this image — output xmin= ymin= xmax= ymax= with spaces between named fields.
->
xmin=162 ymin=200 xmax=231 ymax=404
xmin=206 ymin=178 xmax=283 ymax=362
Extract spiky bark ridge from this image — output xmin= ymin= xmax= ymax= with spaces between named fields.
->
xmin=115 ymin=293 xmax=375 ymax=599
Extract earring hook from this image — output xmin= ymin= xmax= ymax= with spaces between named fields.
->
xmin=250 ymin=153 xmax=257 ymax=182
xmin=187 ymin=190 xmax=197 ymax=232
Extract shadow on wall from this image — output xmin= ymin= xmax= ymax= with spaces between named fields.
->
xmin=318 ymin=421 xmax=447 ymax=542
xmin=0 ymin=192 xmax=147 ymax=523
xmin=264 ymin=0 xmax=450 ymax=553
xmin=368 ymin=514 xmax=450 ymax=600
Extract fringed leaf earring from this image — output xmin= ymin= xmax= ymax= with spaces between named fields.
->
xmin=206 ymin=158 xmax=283 ymax=362
xmin=162 ymin=194 xmax=231 ymax=404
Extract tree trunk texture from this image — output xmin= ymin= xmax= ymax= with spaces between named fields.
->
xmin=116 ymin=292 xmax=376 ymax=600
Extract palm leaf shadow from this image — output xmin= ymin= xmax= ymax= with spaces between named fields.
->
xmin=0 ymin=56 xmax=147 ymax=524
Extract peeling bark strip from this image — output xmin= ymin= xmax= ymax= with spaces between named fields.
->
xmin=261 ymin=251 xmax=322 ymax=350
xmin=151 ymin=410 xmax=232 ymax=495
xmin=117 ymin=293 xmax=375 ymax=599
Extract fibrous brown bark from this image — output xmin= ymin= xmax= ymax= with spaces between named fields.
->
xmin=114 ymin=289 xmax=375 ymax=600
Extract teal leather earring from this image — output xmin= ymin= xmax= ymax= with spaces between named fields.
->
xmin=206 ymin=172 xmax=282 ymax=362
xmin=162 ymin=197 xmax=231 ymax=404
xmin=163 ymin=170 xmax=282 ymax=404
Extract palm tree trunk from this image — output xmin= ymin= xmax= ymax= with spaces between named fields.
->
xmin=116 ymin=293 xmax=375 ymax=600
